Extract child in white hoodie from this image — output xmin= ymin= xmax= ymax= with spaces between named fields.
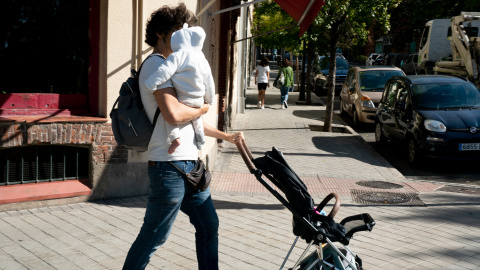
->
xmin=145 ymin=23 xmax=215 ymax=154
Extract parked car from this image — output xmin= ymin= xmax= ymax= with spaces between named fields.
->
xmin=384 ymin=53 xmax=409 ymax=67
xmin=339 ymin=66 xmax=405 ymax=126
xmin=314 ymin=55 xmax=349 ymax=96
xmin=375 ymin=75 xmax=480 ymax=165
xmin=401 ymin=54 xmax=419 ymax=75
xmin=366 ymin=53 xmax=383 ymax=66
xmin=372 ymin=55 xmax=385 ymax=65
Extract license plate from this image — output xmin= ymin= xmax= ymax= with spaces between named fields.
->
xmin=458 ymin=143 xmax=480 ymax=151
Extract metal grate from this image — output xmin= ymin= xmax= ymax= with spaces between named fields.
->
xmin=351 ymin=190 xmax=425 ymax=206
xmin=0 ymin=145 xmax=89 ymax=186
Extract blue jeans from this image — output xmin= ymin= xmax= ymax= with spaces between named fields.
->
xmin=123 ymin=160 xmax=219 ymax=270
xmin=280 ymin=85 xmax=292 ymax=105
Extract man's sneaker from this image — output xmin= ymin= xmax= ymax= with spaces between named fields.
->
xmin=257 ymin=101 xmax=261 ymax=108
xmin=281 ymin=105 xmax=285 ymax=109
xmin=261 ymin=106 xmax=264 ymax=109
xmin=284 ymin=101 xmax=288 ymax=108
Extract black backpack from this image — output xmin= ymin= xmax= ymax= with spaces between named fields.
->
xmin=110 ymin=55 xmax=161 ymax=152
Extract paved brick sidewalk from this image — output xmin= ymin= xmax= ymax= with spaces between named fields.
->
xmin=1 ymin=193 xmax=479 ymax=270
xmin=1 ymin=63 xmax=480 ymax=270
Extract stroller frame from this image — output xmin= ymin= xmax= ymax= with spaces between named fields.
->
xmin=234 ymin=139 xmax=375 ymax=270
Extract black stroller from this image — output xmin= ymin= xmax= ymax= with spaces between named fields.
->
xmin=235 ymin=139 xmax=376 ymax=270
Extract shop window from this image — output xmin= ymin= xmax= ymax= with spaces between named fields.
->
xmin=0 ymin=0 xmax=99 ymax=116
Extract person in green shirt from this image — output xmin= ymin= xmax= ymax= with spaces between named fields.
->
xmin=277 ymin=58 xmax=294 ymax=109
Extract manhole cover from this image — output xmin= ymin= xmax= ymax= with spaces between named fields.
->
xmin=356 ymin=181 xmax=403 ymax=189
xmin=351 ymin=190 xmax=425 ymax=206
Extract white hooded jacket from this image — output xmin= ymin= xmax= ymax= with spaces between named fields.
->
xmin=145 ymin=24 xmax=215 ymax=108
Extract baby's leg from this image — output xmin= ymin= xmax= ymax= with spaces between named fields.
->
xmin=168 ymin=138 xmax=181 ymax=154
xmin=192 ymin=118 xmax=205 ymax=150
xmin=166 ymin=122 xmax=181 ymax=154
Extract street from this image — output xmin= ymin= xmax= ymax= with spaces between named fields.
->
xmin=319 ymin=95 xmax=480 ymax=188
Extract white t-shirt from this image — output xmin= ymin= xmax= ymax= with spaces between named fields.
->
xmin=139 ymin=53 xmax=198 ymax=161
xmin=256 ymin=65 xmax=270 ymax=83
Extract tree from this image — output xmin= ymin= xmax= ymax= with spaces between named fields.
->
xmin=253 ymin=0 xmax=401 ymax=131
xmin=308 ymin=0 xmax=401 ymax=132
xmin=252 ymin=1 xmax=301 ymax=54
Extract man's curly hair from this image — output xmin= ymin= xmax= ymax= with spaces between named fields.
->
xmin=145 ymin=3 xmax=196 ymax=47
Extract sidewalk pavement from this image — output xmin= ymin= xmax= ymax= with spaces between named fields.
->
xmin=1 ymin=63 xmax=480 ymax=270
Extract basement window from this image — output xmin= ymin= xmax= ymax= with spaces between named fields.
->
xmin=0 ymin=145 xmax=89 ymax=186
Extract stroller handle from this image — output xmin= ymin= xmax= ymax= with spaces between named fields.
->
xmin=234 ymin=137 xmax=256 ymax=172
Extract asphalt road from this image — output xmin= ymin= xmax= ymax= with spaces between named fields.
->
xmin=321 ymin=95 xmax=480 ymax=187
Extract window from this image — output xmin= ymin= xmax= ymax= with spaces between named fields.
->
xmin=419 ymin=26 xmax=430 ymax=49
xmin=0 ymin=0 xmax=98 ymax=116
xmin=345 ymin=70 xmax=354 ymax=88
xmin=359 ymin=70 xmax=405 ymax=92
xmin=0 ymin=145 xmax=89 ymax=185
xmin=384 ymin=81 xmax=400 ymax=106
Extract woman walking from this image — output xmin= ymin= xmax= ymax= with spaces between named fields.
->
xmin=277 ymin=58 xmax=294 ymax=109
xmin=255 ymin=56 xmax=270 ymax=109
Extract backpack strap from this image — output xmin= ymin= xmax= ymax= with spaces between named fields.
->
xmin=138 ymin=54 xmax=165 ymax=128
xmin=152 ymin=108 xmax=160 ymax=128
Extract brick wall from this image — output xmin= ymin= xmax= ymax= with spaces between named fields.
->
xmin=0 ymin=122 xmax=127 ymax=163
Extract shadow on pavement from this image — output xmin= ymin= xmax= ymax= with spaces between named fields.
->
xmin=213 ymin=199 xmax=285 ymax=210
xmin=310 ymin=136 xmax=390 ymax=168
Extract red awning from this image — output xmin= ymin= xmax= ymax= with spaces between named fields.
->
xmin=273 ymin=0 xmax=325 ymax=36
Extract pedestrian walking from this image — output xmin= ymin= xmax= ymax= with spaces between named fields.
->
xmin=123 ymin=4 xmax=245 ymax=270
xmin=276 ymin=58 xmax=294 ymax=109
xmin=255 ymin=56 xmax=270 ymax=109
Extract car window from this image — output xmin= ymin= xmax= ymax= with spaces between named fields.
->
xmin=318 ymin=56 xmax=348 ymax=70
xmin=412 ymin=82 xmax=480 ymax=109
xmin=358 ymin=70 xmax=405 ymax=92
xmin=345 ymin=70 xmax=354 ymax=87
xmin=384 ymin=81 xmax=400 ymax=106
xmin=396 ymin=82 xmax=409 ymax=104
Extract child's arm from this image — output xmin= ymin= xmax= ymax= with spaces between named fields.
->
xmin=145 ymin=53 xmax=180 ymax=90
xmin=204 ymin=70 xmax=215 ymax=105
xmin=201 ymin=58 xmax=215 ymax=105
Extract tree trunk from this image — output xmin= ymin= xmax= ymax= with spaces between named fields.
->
xmin=323 ymin=25 xmax=339 ymax=132
xmin=295 ymin=54 xmax=300 ymax=94
xmin=306 ymin=39 xmax=314 ymax=105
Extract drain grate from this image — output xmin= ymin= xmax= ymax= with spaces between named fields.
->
xmin=356 ymin=181 xmax=403 ymax=189
xmin=351 ymin=190 xmax=425 ymax=206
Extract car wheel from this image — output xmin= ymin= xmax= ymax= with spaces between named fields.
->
xmin=314 ymin=80 xmax=324 ymax=96
xmin=407 ymin=137 xmax=423 ymax=166
xmin=352 ymin=108 xmax=360 ymax=127
xmin=339 ymin=99 xmax=346 ymax=115
xmin=375 ymin=122 xmax=387 ymax=145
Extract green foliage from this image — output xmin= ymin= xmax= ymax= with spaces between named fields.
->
xmin=309 ymin=0 xmax=401 ymax=53
xmin=252 ymin=1 xmax=301 ymax=53
xmin=252 ymin=0 xmax=401 ymax=56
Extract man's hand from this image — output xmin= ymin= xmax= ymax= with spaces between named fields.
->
xmin=200 ymin=103 xmax=209 ymax=115
xmin=226 ymin=132 xmax=245 ymax=144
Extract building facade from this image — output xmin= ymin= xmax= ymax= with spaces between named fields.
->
xmin=0 ymin=0 xmax=254 ymax=211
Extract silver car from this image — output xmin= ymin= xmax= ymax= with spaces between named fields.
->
xmin=340 ymin=66 xmax=405 ymax=126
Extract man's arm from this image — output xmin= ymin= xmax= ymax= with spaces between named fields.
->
xmin=203 ymin=121 xmax=244 ymax=144
xmin=154 ymin=87 xmax=208 ymax=125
